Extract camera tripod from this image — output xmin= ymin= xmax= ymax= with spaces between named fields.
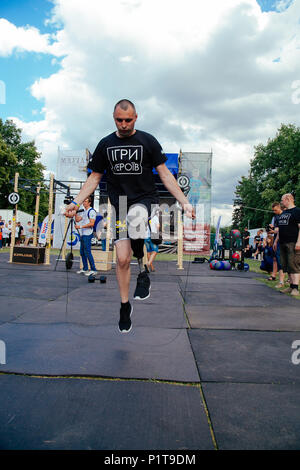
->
xmin=54 ymin=215 xmax=81 ymax=271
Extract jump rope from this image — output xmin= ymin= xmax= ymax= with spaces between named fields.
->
xmin=61 ymin=205 xmax=195 ymax=348
xmin=0 ymin=204 xmax=194 ymax=349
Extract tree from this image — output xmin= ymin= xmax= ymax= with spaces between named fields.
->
xmin=233 ymin=123 xmax=300 ymax=229
xmin=0 ymin=137 xmax=18 ymax=203
xmin=0 ymin=119 xmax=48 ymax=220
xmin=0 ymin=119 xmax=22 ymax=148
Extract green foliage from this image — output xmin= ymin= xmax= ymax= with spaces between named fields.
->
xmin=233 ymin=123 xmax=300 ymax=230
xmin=0 ymin=119 xmax=22 ymax=147
xmin=0 ymin=138 xmax=18 ymax=202
xmin=0 ymin=118 xmax=48 ymax=221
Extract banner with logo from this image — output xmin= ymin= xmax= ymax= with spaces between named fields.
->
xmin=179 ymin=152 xmax=212 ymax=255
xmin=53 ymin=148 xmax=89 ymax=249
xmin=38 ymin=215 xmax=54 ymax=246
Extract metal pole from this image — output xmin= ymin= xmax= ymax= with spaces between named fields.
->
xmin=45 ymin=174 xmax=54 ymax=265
xmin=61 ymin=216 xmax=69 ymax=261
xmin=177 ymin=207 xmax=184 ymax=270
xmin=33 ymin=183 xmax=40 ymax=247
xmin=9 ymin=172 xmax=19 ymax=263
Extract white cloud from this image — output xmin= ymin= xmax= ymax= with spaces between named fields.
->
xmin=275 ymin=0 xmax=294 ymax=12
xmin=211 ymin=205 xmax=234 ymax=227
xmin=3 ymin=0 xmax=300 ymax=226
xmin=9 ymin=115 xmax=61 ymax=173
xmin=0 ymin=18 xmax=63 ymax=57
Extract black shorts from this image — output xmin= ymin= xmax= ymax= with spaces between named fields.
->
xmin=111 ymin=197 xmax=159 ymax=242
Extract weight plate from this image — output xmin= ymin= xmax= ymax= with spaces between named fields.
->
xmin=65 ymin=252 xmax=74 ymax=270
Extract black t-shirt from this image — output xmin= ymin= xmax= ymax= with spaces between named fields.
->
xmin=254 ymin=235 xmax=261 ymax=244
xmin=277 ymin=207 xmax=300 ymax=243
xmin=88 ymin=130 xmax=167 ymax=205
xmin=273 ymin=214 xmax=281 ymax=228
xmin=244 ymin=246 xmax=253 ymax=258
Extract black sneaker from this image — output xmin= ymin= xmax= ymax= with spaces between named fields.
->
xmin=118 ymin=302 xmax=133 ymax=333
xmin=134 ymin=271 xmax=151 ymax=300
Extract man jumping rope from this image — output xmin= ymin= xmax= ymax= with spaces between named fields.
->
xmin=65 ymin=99 xmax=194 ymax=333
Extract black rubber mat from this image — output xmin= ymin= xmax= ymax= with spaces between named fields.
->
xmin=185 ymin=304 xmax=300 ymax=330
xmin=0 ymin=323 xmax=199 ymax=382
xmin=0 ymin=297 xmax=49 ymax=324
xmin=180 ymin=275 xmax=266 ymax=287
xmin=12 ymin=298 xmax=187 ymax=329
xmin=202 ymin=382 xmax=300 ymax=450
xmin=188 ymin=329 xmax=300 ymax=384
xmin=0 ymin=374 xmax=214 ymax=450
xmin=183 ymin=284 xmax=293 ymax=307
xmin=1 ymin=253 xmax=299 ymax=450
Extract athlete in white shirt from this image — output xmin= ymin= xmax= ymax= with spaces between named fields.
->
xmin=75 ymin=197 xmax=97 ymax=276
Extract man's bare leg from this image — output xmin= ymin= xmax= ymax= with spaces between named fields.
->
xmin=290 ymin=273 xmax=300 ymax=296
xmin=148 ymin=251 xmax=158 ymax=271
xmin=115 ymin=239 xmax=133 ymax=332
xmin=115 ymin=239 xmax=132 ymax=302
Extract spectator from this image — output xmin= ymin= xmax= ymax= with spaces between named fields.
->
xmin=14 ymin=223 xmax=18 ymax=243
xmin=0 ymin=216 xmax=3 ymax=249
xmin=254 ymin=229 xmax=264 ymax=260
xmin=260 ymin=234 xmax=274 ymax=274
xmin=75 ymin=196 xmax=97 ymax=276
xmin=277 ymin=193 xmax=300 ymax=296
xmin=244 ymin=244 xmax=253 ymax=259
xmin=15 ymin=222 xmax=20 ymax=245
xmin=269 ymin=202 xmax=285 ymax=287
xmin=98 ymin=210 xmax=108 ymax=251
xmin=243 ymin=227 xmax=250 ymax=246
xmin=16 ymin=222 xmax=24 ymax=245
xmin=8 ymin=220 xmax=12 ymax=246
xmin=2 ymin=224 xmax=10 ymax=247
xmin=217 ymin=232 xmax=224 ymax=259
xmin=24 ymin=221 xmax=34 ymax=246
xmin=144 ymin=209 xmax=160 ymax=272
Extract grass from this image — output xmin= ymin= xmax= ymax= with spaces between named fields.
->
xmin=0 ymin=246 xmax=70 ymax=256
xmin=246 ymin=258 xmax=300 ymax=301
xmin=0 ymin=246 xmax=193 ymax=261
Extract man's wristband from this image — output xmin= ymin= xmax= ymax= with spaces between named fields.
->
xmin=71 ymin=200 xmax=80 ymax=207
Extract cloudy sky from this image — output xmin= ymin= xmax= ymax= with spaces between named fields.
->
xmin=0 ymin=0 xmax=300 ymax=225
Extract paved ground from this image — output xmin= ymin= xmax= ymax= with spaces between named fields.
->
xmin=0 ymin=251 xmax=300 ymax=450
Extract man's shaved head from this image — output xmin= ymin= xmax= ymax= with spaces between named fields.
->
xmin=114 ymin=99 xmax=136 ymax=113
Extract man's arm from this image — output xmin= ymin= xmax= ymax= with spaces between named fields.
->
xmin=75 ymin=216 xmax=96 ymax=231
xmin=65 ymin=172 xmax=103 ymax=218
xmin=273 ymin=227 xmax=279 ymax=250
xmin=156 ymin=163 xmax=195 ymax=218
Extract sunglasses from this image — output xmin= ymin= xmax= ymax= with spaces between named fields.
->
xmin=115 ymin=118 xmax=134 ymax=123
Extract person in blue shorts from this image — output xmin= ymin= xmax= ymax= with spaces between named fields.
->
xmin=145 ymin=210 xmax=160 ymax=271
